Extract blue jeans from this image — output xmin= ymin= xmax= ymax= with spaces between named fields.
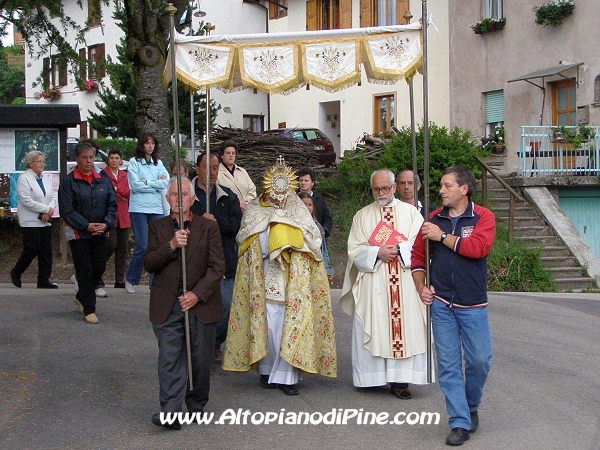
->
xmin=432 ymin=299 xmax=492 ymax=430
xmin=126 ymin=212 xmax=163 ymax=285
xmin=215 ymin=277 xmax=234 ymax=349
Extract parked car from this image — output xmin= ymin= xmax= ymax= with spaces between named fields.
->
xmin=66 ymin=138 xmax=128 ymax=172
xmin=262 ymin=128 xmax=336 ymax=166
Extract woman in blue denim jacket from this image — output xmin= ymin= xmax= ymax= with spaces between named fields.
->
xmin=124 ymin=132 xmax=169 ymax=293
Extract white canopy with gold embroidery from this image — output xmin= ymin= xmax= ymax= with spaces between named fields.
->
xmin=165 ymin=24 xmax=422 ymax=94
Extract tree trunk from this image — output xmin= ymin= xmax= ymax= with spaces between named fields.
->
xmin=124 ymin=0 xmax=187 ymax=168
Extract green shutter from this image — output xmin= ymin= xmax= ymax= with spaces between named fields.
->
xmin=485 ymin=90 xmax=504 ymax=124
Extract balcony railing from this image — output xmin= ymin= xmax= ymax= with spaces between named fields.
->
xmin=518 ymin=126 xmax=600 ymax=176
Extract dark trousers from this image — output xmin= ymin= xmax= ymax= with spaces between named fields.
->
xmin=12 ymin=226 xmax=53 ymax=283
xmin=153 ymin=300 xmax=216 ymax=413
xmin=98 ymin=226 xmax=130 ymax=287
xmin=69 ymin=237 xmax=107 ymax=315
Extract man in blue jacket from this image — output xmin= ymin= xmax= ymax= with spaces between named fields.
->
xmin=192 ymin=152 xmax=243 ymax=364
xmin=412 ymin=165 xmax=496 ymax=446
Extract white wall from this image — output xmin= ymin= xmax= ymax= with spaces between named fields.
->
xmin=268 ymin=0 xmax=450 ymax=157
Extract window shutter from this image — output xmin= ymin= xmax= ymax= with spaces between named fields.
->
xmin=396 ymin=0 xmax=409 ymax=24
xmin=79 ymin=48 xmax=87 ymax=80
xmin=80 ymin=121 xmax=88 ymax=140
xmin=97 ymin=44 xmax=106 ymax=78
xmin=360 ymin=0 xmax=372 ymax=27
xmin=306 ymin=0 xmax=317 ymax=30
xmin=59 ymin=56 xmax=68 ymax=86
xmin=43 ymin=58 xmax=50 ymax=88
xmin=340 ymin=0 xmax=352 ymax=28
xmin=485 ymin=90 xmax=504 ymax=123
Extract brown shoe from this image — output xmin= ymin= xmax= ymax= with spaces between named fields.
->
xmin=85 ymin=313 xmax=99 ymax=324
xmin=390 ymin=384 xmax=412 ymax=399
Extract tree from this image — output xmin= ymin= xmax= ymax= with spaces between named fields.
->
xmin=88 ymin=9 xmax=220 ymax=151
xmin=0 ymin=0 xmax=193 ymax=164
xmin=0 ymin=44 xmax=25 ymax=104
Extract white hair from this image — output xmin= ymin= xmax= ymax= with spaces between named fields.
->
xmin=370 ymin=169 xmax=395 ymax=186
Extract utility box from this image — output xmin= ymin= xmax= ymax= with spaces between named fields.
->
xmin=577 ymin=105 xmax=589 ymax=124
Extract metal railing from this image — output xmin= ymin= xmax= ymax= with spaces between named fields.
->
xmin=518 ymin=126 xmax=600 ymax=177
xmin=476 ymin=156 xmax=523 ymax=243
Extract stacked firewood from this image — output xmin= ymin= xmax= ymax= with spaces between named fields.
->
xmin=341 ymin=132 xmax=386 ymax=163
xmin=208 ymin=126 xmax=319 ymax=183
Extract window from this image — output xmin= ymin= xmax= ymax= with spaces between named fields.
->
xmin=269 ymin=0 xmax=288 ymax=19
xmin=42 ymin=55 xmax=67 ymax=88
xmin=484 ymin=90 xmax=504 ymax=135
xmin=306 ymin=0 xmax=351 ymax=31
xmin=243 ymin=115 xmax=264 ymax=133
xmin=552 ymin=80 xmax=576 ymax=126
xmin=373 ymin=93 xmax=395 ymax=134
xmin=79 ymin=44 xmax=106 ymax=80
xmin=88 ymin=0 xmax=101 ymax=27
xmin=360 ymin=0 xmax=409 ymax=27
xmin=483 ymin=0 xmax=503 ymax=19
xmin=594 ymin=75 xmax=600 ymax=104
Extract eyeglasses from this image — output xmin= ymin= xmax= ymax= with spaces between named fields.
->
xmin=371 ymin=185 xmax=393 ymax=194
xmin=32 ymin=159 xmax=45 ymax=164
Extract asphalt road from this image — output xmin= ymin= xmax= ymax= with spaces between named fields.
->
xmin=1 ymin=285 xmax=599 ymax=450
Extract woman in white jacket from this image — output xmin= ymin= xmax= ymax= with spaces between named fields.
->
xmin=11 ymin=150 xmax=58 ymax=288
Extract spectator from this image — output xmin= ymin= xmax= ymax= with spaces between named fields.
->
xmin=11 ymin=150 xmax=58 ymax=289
xmin=125 ymin=132 xmax=169 ymax=293
xmin=298 ymin=191 xmax=333 ymax=283
xmin=146 ymin=177 xmax=224 ymax=430
xmin=397 ymin=170 xmax=435 ymax=218
xmin=296 ymin=167 xmax=332 ymax=238
xmin=162 ymin=160 xmax=190 ymax=216
xmin=58 ymin=141 xmax=117 ymax=324
xmin=217 ymin=140 xmax=257 ymax=212
xmin=96 ymin=149 xmax=131 ymax=294
xmin=192 ymin=152 xmax=242 ymax=364
xmin=412 ymin=165 xmax=496 ymax=446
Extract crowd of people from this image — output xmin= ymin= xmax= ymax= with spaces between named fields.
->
xmin=10 ymin=140 xmax=495 ymax=445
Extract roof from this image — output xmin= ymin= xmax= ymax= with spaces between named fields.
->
xmin=0 ymin=105 xmax=81 ymax=127
xmin=508 ymin=63 xmax=583 ymax=84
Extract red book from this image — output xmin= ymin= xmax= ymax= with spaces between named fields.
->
xmin=368 ymin=221 xmax=408 ymax=246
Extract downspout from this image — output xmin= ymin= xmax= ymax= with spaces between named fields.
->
xmin=244 ymin=0 xmax=271 ymax=129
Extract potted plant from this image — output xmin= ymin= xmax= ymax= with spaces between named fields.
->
xmin=533 ymin=0 xmax=575 ymax=27
xmin=479 ymin=126 xmax=505 ymax=153
xmin=84 ymin=79 xmax=98 ymax=91
xmin=471 ymin=17 xmax=506 ymax=35
xmin=40 ymin=85 xmax=62 ymax=100
xmin=550 ymin=125 xmax=575 ymax=143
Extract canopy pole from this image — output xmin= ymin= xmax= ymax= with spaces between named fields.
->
xmin=204 ymin=23 xmax=215 ymax=213
xmin=421 ymin=0 xmax=433 ymax=385
xmin=166 ymin=3 xmax=193 ymax=391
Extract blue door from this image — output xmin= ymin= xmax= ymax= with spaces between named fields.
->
xmin=558 ymin=188 xmax=600 ymax=259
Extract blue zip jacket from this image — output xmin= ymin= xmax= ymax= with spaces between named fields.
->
xmin=127 ymin=157 xmax=169 ymax=214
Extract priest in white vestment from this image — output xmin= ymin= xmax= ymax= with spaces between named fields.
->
xmin=340 ymin=169 xmax=431 ymax=399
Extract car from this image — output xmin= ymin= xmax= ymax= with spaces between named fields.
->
xmin=262 ymin=128 xmax=336 ymax=166
xmin=66 ymin=138 xmax=128 ymax=172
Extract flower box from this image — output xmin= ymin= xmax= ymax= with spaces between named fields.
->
xmin=533 ymin=0 xmax=575 ymax=27
xmin=471 ymin=17 xmax=506 ymax=35
xmin=40 ymin=86 xmax=62 ymax=100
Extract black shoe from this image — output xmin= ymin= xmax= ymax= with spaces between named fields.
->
xmin=260 ymin=375 xmax=277 ymax=389
xmin=470 ymin=411 xmax=479 ymax=433
xmin=10 ymin=271 xmax=21 ymax=288
xmin=114 ymin=282 xmax=125 ymax=289
xmin=37 ymin=281 xmax=58 ymax=289
xmin=279 ymin=384 xmax=299 ymax=396
xmin=445 ymin=428 xmax=470 ymax=446
xmin=151 ymin=413 xmax=181 ymax=430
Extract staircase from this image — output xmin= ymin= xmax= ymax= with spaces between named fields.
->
xmin=483 ymin=175 xmax=595 ymax=292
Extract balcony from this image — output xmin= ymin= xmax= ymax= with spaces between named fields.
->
xmin=518 ymin=126 xmax=599 ymax=177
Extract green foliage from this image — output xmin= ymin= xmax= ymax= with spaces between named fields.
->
xmin=0 ymin=45 xmax=25 ymax=104
xmin=378 ymin=122 xmax=488 ymax=204
xmin=533 ymin=0 xmax=574 ymax=27
xmin=487 ymin=224 xmax=555 ymax=292
xmin=96 ymin=138 xmax=137 ymax=160
xmin=471 ymin=17 xmax=506 ymax=34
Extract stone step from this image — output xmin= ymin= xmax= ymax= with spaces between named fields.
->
xmin=516 ymin=235 xmax=564 ymax=246
xmin=538 ymin=245 xmax=573 ymax=258
xmin=497 ymin=217 xmax=548 ymax=228
xmin=512 ymin=225 xmax=552 ymax=236
xmin=553 ymin=277 xmax=595 ymax=292
xmin=546 ymin=266 xmax=584 ymax=278
xmin=540 ymin=256 xmax=577 ymax=268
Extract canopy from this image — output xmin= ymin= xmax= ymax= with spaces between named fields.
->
xmin=508 ymin=62 xmax=583 ymax=89
xmin=165 ymin=24 xmax=423 ymax=94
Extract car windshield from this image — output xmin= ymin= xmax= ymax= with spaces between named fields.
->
xmin=303 ymin=129 xmax=326 ymax=141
